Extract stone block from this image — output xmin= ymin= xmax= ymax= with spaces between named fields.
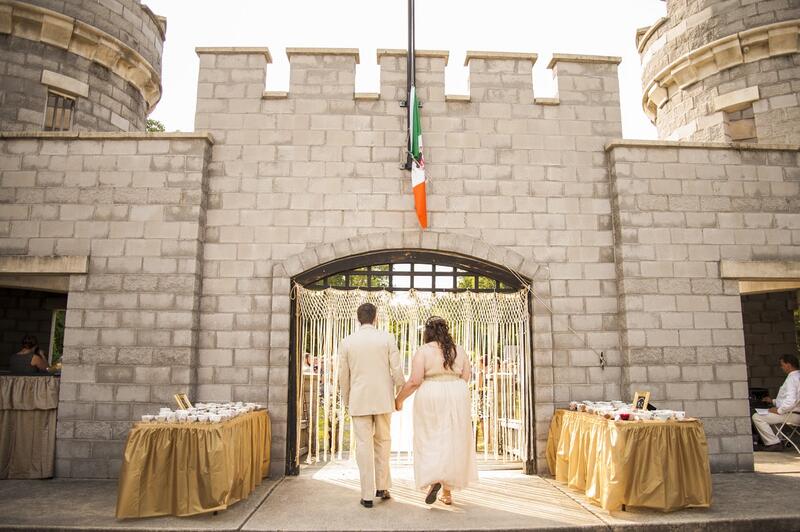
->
xmin=74 ymin=421 xmax=112 ymax=440
xmin=666 ymin=382 xmax=698 ymax=400
xmin=115 ymin=385 xmax=151 ymax=402
xmin=714 ymin=364 xmax=747 ymax=382
xmin=699 ymin=382 xmax=732 ymax=399
xmin=716 ymin=399 xmax=749 ymax=418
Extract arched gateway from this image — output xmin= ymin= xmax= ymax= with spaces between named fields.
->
xmin=286 ymin=250 xmax=534 ymax=475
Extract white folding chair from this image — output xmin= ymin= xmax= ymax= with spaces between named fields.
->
xmin=775 ymin=399 xmax=800 ymax=455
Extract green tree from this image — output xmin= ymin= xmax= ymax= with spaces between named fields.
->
xmin=146 ymin=118 xmax=165 ymax=132
xmin=457 ymin=276 xmax=496 ymax=290
xmin=51 ymin=309 xmax=66 ymax=364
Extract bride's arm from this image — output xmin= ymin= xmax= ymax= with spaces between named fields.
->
xmin=395 ymin=350 xmax=425 ymax=408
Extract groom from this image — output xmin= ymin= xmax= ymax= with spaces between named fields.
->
xmin=338 ymin=302 xmax=405 ymax=508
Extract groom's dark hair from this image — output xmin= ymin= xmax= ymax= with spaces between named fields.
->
xmin=357 ymin=303 xmax=376 ymax=325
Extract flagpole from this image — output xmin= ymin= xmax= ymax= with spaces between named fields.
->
xmin=405 ymin=0 xmax=427 ymax=229
xmin=405 ymin=0 xmax=415 ymax=170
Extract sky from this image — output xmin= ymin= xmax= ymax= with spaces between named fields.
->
xmin=145 ymin=0 xmax=666 ymax=140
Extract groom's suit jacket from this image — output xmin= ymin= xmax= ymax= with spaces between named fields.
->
xmin=338 ymin=324 xmax=405 ymax=416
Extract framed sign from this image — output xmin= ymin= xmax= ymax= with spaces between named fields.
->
xmin=174 ymin=393 xmax=192 ymax=410
xmin=633 ymin=391 xmax=650 ymax=410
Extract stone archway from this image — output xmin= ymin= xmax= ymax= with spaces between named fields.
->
xmin=269 ymin=230 xmax=554 ymax=475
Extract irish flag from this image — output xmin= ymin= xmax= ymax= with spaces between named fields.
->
xmin=409 ymin=85 xmax=427 ymax=229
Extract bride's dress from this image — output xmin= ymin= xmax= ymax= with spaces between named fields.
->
xmin=411 ymin=343 xmax=478 ymax=490
xmin=390 ymin=395 xmax=414 ymax=454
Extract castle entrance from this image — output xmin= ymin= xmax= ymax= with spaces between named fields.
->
xmin=287 ymin=250 xmax=534 ymax=475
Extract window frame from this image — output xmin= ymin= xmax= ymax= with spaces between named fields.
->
xmin=42 ymin=90 xmax=76 ymax=132
xmin=297 ymin=250 xmax=525 ymax=293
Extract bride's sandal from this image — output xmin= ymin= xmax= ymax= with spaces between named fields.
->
xmin=425 ymin=482 xmax=442 ymax=504
xmin=439 ymin=493 xmax=452 ymax=505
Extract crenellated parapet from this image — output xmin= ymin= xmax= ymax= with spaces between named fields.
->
xmin=377 ymin=48 xmax=448 ymax=104
xmin=465 ymin=51 xmax=536 ymax=105
xmin=195 ymin=47 xmax=272 ymax=132
xmin=194 ymin=46 xmax=621 ymax=116
xmin=547 ymin=54 xmax=621 ymax=108
xmin=192 ymin=46 xmax=624 ymax=181
xmin=287 ymin=48 xmax=359 ymax=99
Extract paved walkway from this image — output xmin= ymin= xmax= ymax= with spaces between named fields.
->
xmin=1 ymin=454 xmax=799 ymax=531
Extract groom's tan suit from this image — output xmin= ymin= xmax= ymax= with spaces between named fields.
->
xmin=338 ymin=324 xmax=405 ymax=501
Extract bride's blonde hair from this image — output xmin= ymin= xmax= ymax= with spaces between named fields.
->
xmin=423 ymin=316 xmax=456 ymax=370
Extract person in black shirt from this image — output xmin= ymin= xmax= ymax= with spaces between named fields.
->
xmin=9 ymin=335 xmax=49 ymax=375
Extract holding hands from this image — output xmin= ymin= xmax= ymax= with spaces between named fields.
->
xmin=395 ymin=397 xmax=403 ymax=411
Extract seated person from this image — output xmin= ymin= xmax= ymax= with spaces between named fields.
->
xmin=9 ymin=335 xmax=49 ymax=375
xmin=752 ymin=354 xmax=800 ymax=451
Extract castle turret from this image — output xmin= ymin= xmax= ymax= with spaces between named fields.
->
xmin=638 ymin=0 xmax=800 ymax=143
xmin=0 ymin=0 xmax=165 ymax=132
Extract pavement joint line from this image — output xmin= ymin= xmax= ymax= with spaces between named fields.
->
xmin=238 ymin=476 xmax=286 ymax=530
xmin=542 ymin=476 xmax=613 ymax=531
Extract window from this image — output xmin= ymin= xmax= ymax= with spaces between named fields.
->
xmin=43 ymin=91 xmax=75 ymax=131
xmin=308 ymin=262 xmax=516 ymax=293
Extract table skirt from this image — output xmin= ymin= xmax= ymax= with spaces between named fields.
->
xmin=546 ymin=409 xmax=712 ymax=512
xmin=0 ymin=375 xmax=59 ymax=479
xmin=116 ymin=410 xmax=271 ymax=519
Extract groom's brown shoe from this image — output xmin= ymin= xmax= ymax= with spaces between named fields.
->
xmin=376 ymin=490 xmax=391 ymax=500
xmin=360 ymin=499 xmax=373 ymax=508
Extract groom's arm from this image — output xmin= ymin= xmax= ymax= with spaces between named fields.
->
xmin=338 ymin=340 xmax=350 ymax=407
xmin=388 ymin=335 xmax=405 ymax=389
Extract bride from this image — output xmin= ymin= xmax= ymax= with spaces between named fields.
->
xmin=395 ymin=316 xmax=478 ymax=505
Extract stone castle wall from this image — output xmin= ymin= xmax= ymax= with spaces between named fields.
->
xmin=608 ymin=140 xmax=800 ymax=471
xmin=742 ymin=289 xmax=800 ymax=397
xmin=638 ymin=0 xmax=800 ymax=143
xmin=193 ymin=47 xmax=625 ymax=474
xmin=0 ymin=0 xmax=164 ymax=132
xmin=0 ymin=17 xmax=798 ymax=478
xmin=0 ymin=131 xmax=211 ymax=478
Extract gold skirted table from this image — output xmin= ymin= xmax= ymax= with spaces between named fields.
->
xmin=116 ymin=409 xmax=271 ymax=519
xmin=0 ymin=375 xmax=59 ymax=479
xmin=546 ymin=409 xmax=712 ymax=512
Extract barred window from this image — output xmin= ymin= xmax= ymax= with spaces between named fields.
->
xmin=43 ymin=91 xmax=75 ymax=131
xmin=308 ymin=262 xmax=516 ymax=293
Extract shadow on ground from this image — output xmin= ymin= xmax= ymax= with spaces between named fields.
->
xmin=1 ymin=457 xmax=799 ymax=531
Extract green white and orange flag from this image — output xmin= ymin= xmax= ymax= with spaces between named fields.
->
xmin=409 ymin=85 xmax=427 ymax=229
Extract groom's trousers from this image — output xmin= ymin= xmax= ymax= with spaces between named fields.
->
xmin=352 ymin=413 xmax=392 ymax=501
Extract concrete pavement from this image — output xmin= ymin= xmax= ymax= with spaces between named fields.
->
xmin=0 ymin=454 xmax=799 ymax=531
